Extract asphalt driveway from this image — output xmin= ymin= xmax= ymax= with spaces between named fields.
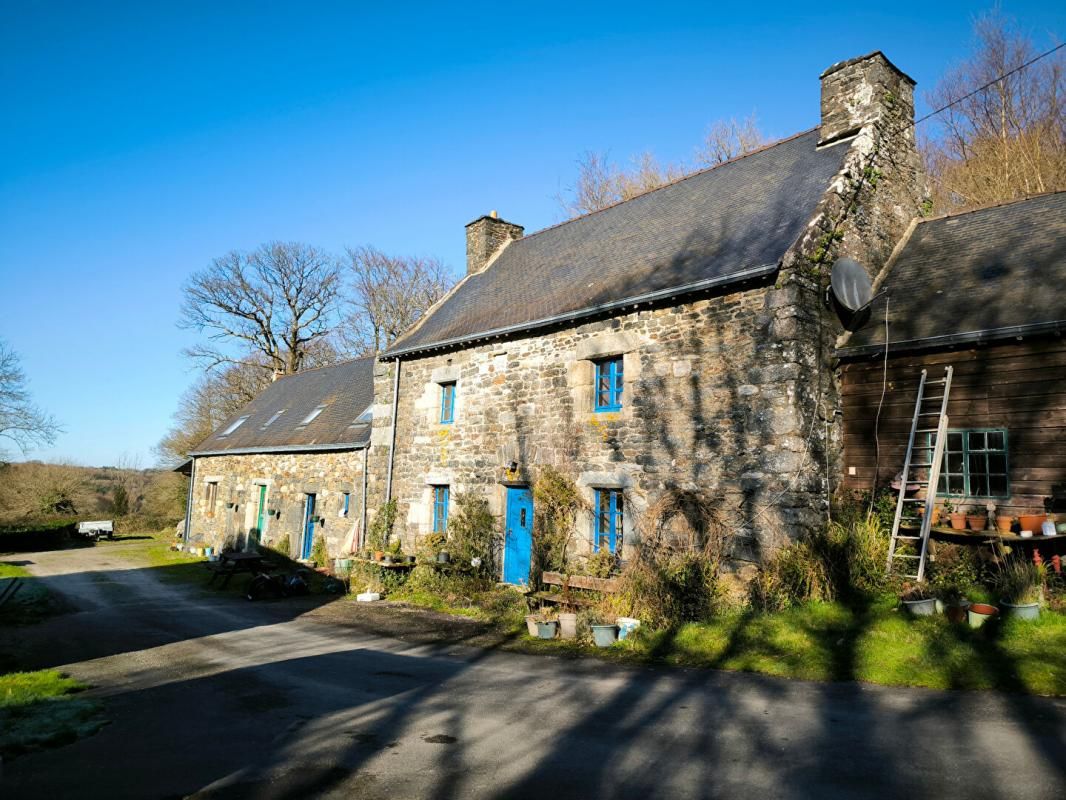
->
xmin=1 ymin=543 xmax=1064 ymax=799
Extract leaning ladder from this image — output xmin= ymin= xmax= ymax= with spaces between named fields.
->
xmin=886 ymin=366 xmax=954 ymax=581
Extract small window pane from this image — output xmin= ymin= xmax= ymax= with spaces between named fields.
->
xmin=947 ymin=452 xmax=964 ymax=473
xmin=988 ymin=453 xmax=1007 ymax=473
xmin=986 ymin=431 xmax=1004 ymax=450
xmin=947 ymin=432 xmax=964 ymax=450
xmin=968 ymin=431 xmax=986 ymax=450
xmin=988 ymin=474 xmax=1008 ymax=496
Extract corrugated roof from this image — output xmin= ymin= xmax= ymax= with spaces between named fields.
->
xmin=840 ymin=192 xmax=1066 ymax=356
xmin=386 ymin=128 xmax=850 ymax=356
xmin=190 ymin=357 xmax=375 ymax=455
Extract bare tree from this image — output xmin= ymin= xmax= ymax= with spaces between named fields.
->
xmin=558 ymin=114 xmax=768 ymax=218
xmin=0 ymin=340 xmax=60 ymax=461
xmin=558 ymin=150 xmax=685 ymax=218
xmin=696 ymin=113 xmax=769 ymax=166
xmin=923 ymin=11 xmax=1065 ymax=211
xmin=339 ymin=246 xmax=456 ymax=355
xmin=179 ymin=241 xmax=343 ymax=378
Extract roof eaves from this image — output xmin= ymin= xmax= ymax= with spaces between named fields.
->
xmin=835 ymin=319 xmax=1066 ymax=360
xmin=382 ymin=262 xmax=779 ymax=359
xmin=188 ymin=440 xmax=368 ymax=457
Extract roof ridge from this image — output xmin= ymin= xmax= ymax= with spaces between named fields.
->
xmin=271 ymin=354 xmax=375 ymax=381
xmin=514 ymin=126 xmax=821 ymax=243
xmin=916 ymin=189 xmax=1066 ymax=225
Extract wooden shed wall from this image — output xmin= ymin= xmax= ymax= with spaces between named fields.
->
xmin=838 ymin=338 xmax=1066 ymax=518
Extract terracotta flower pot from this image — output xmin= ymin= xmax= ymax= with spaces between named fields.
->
xmin=995 ymin=516 xmax=1013 ymax=534
xmin=1019 ymin=514 xmax=1047 ymax=533
xmin=373 ymin=550 xmax=384 ymax=561
xmin=949 ymin=513 xmax=968 ymax=531
xmin=966 ymin=515 xmax=988 ymax=532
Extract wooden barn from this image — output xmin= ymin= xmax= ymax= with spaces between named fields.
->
xmin=837 ymin=192 xmax=1066 ymax=524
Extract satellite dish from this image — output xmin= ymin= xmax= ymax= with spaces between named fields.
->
xmin=828 ymin=258 xmax=876 ymax=332
xmin=830 ymin=258 xmax=873 ymax=312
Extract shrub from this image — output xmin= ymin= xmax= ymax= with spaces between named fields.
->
xmin=532 ymin=468 xmax=586 ymax=580
xmin=586 ymin=549 xmax=620 ymax=578
xmin=617 ymin=488 xmax=730 ymax=628
xmin=366 ymin=500 xmax=397 ymax=553
xmin=926 ymin=542 xmax=985 ymax=597
xmin=0 ymin=519 xmax=76 ymax=552
xmin=446 ymin=493 xmax=497 ymax=576
xmin=310 ymin=536 xmax=329 ymax=568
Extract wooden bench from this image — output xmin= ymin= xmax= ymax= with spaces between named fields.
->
xmin=529 ymin=571 xmax=622 ymax=608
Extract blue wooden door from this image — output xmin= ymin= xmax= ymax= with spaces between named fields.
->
xmin=302 ymin=493 xmax=316 ymax=560
xmin=503 ymin=487 xmax=533 ymax=585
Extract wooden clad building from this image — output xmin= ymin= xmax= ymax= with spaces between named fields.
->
xmin=836 ymin=192 xmax=1066 ymax=520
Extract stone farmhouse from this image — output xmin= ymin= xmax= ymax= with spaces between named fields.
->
xmin=181 ymin=50 xmax=1066 ymax=584
xmin=183 ymin=357 xmax=374 ymax=560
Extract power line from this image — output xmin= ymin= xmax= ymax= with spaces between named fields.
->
xmin=914 ymin=41 xmax=1065 ymax=128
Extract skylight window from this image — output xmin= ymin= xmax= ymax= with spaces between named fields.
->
xmin=219 ymin=416 xmax=249 ymax=437
xmin=261 ymin=410 xmax=286 ymax=429
xmin=298 ymin=405 xmax=327 ymax=426
xmin=351 ymin=405 xmax=372 ymax=426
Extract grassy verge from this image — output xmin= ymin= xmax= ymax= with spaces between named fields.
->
xmin=0 ymin=561 xmax=69 ymax=626
xmin=0 ymin=670 xmax=106 ymax=757
xmin=505 ymin=597 xmax=1066 ymax=695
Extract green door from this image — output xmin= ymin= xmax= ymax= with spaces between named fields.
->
xmin=252 ymin=484 xmax=267 ymax=546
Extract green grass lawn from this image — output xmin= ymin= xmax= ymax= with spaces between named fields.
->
xmin=513 ymin=597 xmax=1066 ymax=696
xmin=0 ymin=670 xmax=106 ymax=757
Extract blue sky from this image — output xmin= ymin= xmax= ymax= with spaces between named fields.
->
xmin=1 ymin=1 xmax=1062 ymax=467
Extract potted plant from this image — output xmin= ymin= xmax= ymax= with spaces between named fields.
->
xmin=558 ymin=610 xmax=578 ymax=640
xmin=966 ymin=505 xmax=988 ymax=531
xmin=591 ymin=622 xmax=618 ymax=647
xmin=995 ymin=556 xmax=1043 ymax=621
xmin=373 ymin=550 xmax=384 ymax=562
xmin=900 ymin=581 xmax=936 ymax=616
xmin=935 ymin=587 xmax=970 ymax=624
xmin=1018 ymin=513 xmax=1047 ymax=534
xmin=536 ymin=616 xmax=559 ymax=640
xmin=944 ymin=497 xmax=967 ymax=531
xmin=967 ymin=602 xmax=999 ymax=628
xmin=995 ymin=514 xmax=1014 ymax=534
xmin=437 ymin=550 xmax=451 ymax=564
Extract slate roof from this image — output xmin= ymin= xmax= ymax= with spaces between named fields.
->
xmin=839 ymin=192 xmax=1066 ymax=356
xmin=189 ymin=357 xmax=375 ymax=455
xmin=386 ymin=128 xmax=851 ymax=356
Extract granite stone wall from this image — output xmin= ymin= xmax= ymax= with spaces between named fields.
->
xmin=188 ymin=449 xmax=366 ymax=560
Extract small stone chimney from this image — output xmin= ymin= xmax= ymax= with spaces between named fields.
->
xmin=465 ymin=210 xmax=523 ymax=275
xmin=819 ymin=51 xmax=915 ymax=146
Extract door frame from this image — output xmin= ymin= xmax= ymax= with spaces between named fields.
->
xmin=301 ymin=493 xmax=317 ymax=560
xmin=502 ymin=485 xmax=533 ymax=586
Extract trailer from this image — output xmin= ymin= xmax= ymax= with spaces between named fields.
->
xmin=77 ymin=520 xmax=114 ymax=541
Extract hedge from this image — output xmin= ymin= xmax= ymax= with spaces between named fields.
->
xmin=0 ymin=519 xmax=78 ymax=552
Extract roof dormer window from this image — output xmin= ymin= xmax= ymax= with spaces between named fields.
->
xmin=219 ymin=415 xmax=249 ymax=437
xmin=298 ymin=405 xmax=327 ymax=426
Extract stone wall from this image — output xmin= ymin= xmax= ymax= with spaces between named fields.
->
xmin=370 ymin=275 xmax=833 ymax=568
xmin=188 ymin=449 xmax=366 ymax=560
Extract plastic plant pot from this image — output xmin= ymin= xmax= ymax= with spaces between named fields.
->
xmin=902 ymin=598 xmax=936 ymax=616
xmin=525 ymin=615 xmax=539 ymax=636
xmin=536 ymin=621 xmax=558 ymax=640
xmin=617 ymin=617 xmax=642 ymax=639
xmin=558 ymin=612 xmax=578 ymax=640
xmin=592 ymin=624 xmax=618 ymax=648
xmin=967 ymin=603 xmax=999 ymax=629
xmin=1000 ymin=601 xmax=1040 ymax=621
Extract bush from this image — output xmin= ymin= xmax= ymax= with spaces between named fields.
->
xmin=532 ymin=468 xmax=585 ymax=580
xmin=749 ymin=511 xmax=890 ymax=611
xmin=617 ymin=488 xmax=730 ymax=628
xmin=0 ymin=519 xmax=76 ymax=552
xmin=310 ymin=536 xmax=329 ymax=568
xmin=444 ymin=493 xmax=497 ymax=576
xmin=366 ymin=500 xmax=397 ymax=553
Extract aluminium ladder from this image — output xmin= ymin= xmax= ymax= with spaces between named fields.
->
xmin=886 ymin=366 xmax=954 ymax=581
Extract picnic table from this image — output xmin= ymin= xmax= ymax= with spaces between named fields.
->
xmin=207 ymin=551 xmax=269 ymax=588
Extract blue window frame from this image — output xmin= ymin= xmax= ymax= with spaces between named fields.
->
xmin=440 ymin=382 xmax=456 ymax=424
xmin=342 ymin=492 xmax=350 ymax=517
xmin=432 ymin=486 xmax=450 ymax=533
xmin=931 ymin=428 xmax=1010 ymax=499
xmin=593 ymin=488 xmax=624 ymax=553
xmin=594 ymin=357 xmax=624 ymax=412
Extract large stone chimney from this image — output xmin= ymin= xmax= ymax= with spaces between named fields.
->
xmin=818 ymin=51 xmax=915 ymax=146
xmin=465 ymin=211 xmax=523 ymax=275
